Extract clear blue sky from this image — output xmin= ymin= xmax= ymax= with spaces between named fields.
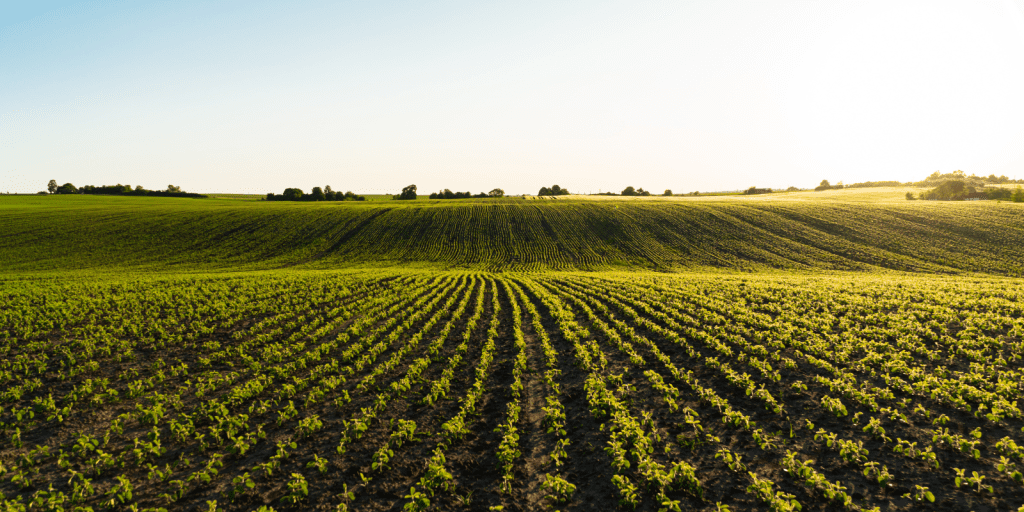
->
xmin=3 ymin=1 xmax=1024 ymax=195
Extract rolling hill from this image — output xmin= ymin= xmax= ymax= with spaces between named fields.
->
xmin=2 ymin=191 xmax=1022 ymax=275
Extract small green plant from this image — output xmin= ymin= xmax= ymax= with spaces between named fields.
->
xmin=307 ymin=454 xmax=329 ymax=474
xmin=403 ymin=486 xmax=430 ymax=511
xmin=418 ymin=449 xmax=453 ymax=496
xmin=997 ymin=456 xmax=1024 ymax=483
xmin=612 ymin=474 xmax=640 ymax=509
xmin=540 ymin=473 xmax=576 ymax=504
xmin=227 ymin=472 xmax=255 ymax=501
xmin=953 ymin=467 xmax=966 ymax=488
xmin=901 ymin=485 xmax=935 ymax=503
xmin=862 ymin=462 xmax=892 ymax=487
xmin=716 ymin=448 xmax=747 ymax=473
xmin=104 ymin=475 xmax=134 ymax=508
xmin=281 ymin=473 xmax=308 ymax=504
xmin=821 ymin=396 xmax=847 ymax=418
xmin=967 ymin=471 xmax=992 ymax=493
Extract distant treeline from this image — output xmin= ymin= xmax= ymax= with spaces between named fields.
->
xmin=428 ymin=188 xmax=504 ymax=199
xmin=816 ymin=171 xmax=1024 ymax=192
xmin=587 ymin=186 xmax=666 ymax=196
xmin=390 ymin=184 xmax=506 ymax=200
xmin=908 ymin=180 xmax=1024 ymax=202
xmin=538 ymin=185 xmax=571 ymax=196
xmin=266 ymin=186 xmax=365 ymax=201
xmin=43 ymin=180 xmax=206 ymax=198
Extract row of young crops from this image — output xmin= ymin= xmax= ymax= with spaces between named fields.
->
xmin=1 ymin=271 xmax=1023 ymax=510
xmin=5 ymin=197 xmax=1024 ymax=274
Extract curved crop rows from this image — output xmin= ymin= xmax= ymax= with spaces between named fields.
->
xmin=1 ymin=271 xmax=1023 ymax=511
xmin=3 ymin=196 xmax=1024 ymax=274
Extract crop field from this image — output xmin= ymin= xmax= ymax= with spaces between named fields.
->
xmin=2 ymin=270 xmax=1024 ymax=511
xmin=2 ymin=195 xmax=1024 ymax=274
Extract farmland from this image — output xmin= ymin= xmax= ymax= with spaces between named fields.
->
xmin=2 ymin=193 xmax=1024 ymax=274
xmin=2 ymin=194 xmax=1024 ymax=511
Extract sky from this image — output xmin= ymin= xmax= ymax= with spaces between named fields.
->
xmin=3 ymin=0 xmax=1024 ymax=195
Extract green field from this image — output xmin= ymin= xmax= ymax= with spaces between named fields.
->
xmin=2 ymin=192 xmax=1023 ymax=511
xmin=3 ymin=190 xmax=1023 ymax=274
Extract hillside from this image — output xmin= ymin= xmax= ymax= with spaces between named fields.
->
xmin=2 ymin=192 xmax=1023 ymax=275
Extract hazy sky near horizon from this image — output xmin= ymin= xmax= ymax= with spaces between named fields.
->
xmin=3 ymin=1 xmax=1024 ymax=195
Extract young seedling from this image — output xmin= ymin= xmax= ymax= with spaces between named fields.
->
xmin=862 ymin=462 xmax=892 ymax=487
xmin=281 ymin=473 xmax=308 ymax=504
xmin=715 ymin=449 xmax=747 ymax=473
xmin=540 ymin=473 xmax=576 ymax=504
xmin=967 ymin=471 xmax=992 ymax=494
xmin=901 ymin=485 xmax=935 ymax=503
xmin=403 ymin=487 xmax=430 ymax=512
xmin=307 ymin=454 xmax=329 ymax=474
xmin=953 ymin=468 xmax=966 ymax=488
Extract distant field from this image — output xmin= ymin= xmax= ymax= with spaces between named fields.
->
xmin=1 ymin=191 xmax=1022 ymax=275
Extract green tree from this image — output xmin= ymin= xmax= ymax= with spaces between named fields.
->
xmin=1013 ymin=186 xmax=1024 ymax=203
xmin=310 ymin=187 xmax=326 ymax=201
xmin=398 ymin=184 xmax=417 ymax=200
xmin=57 ymin=183 xmax=77 ymax=194
xmin=47 ymin=180 xmax=58 ymax=194
xmin=282 ymin=188 xmax=304 ymax=200
xmin=488 ymin=188 xmax=504 ymax=197
xmin=662 ymin=189 xmax=672 ymax=196
xmin=621 ymin=186 xmax=636 ymax=196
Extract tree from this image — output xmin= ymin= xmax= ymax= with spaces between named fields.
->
xmin=662 ymin=189 xmax=672 ymax=196
xmin=488 ymin=188 xmax=504 ymax=197
xmin=282 ymin=188 xmax=304 ymax=200
xmin=311 ymin=187 xmax=326 ymax=201
xmin=621 ymin=186 xmax=636 ymax=196
xmin=47 ymin=180 xmax=58 ymax=194
xmin=815 ymin=180 xmax=832 ymax=192
xmin=905 ymin=192 xmax=916 ymax=200
xmin=57 ymin=183 xmax=77 ymax=194
xmin=1013 ymin=186 xmax=1024 ymax=203
xmin=398 ymin=184 xmax=417 ymax=200
xmin=167 ymin=185 xmax=182 ymax=193
xmin=538 ymin=185 xmax=569 ymax=196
